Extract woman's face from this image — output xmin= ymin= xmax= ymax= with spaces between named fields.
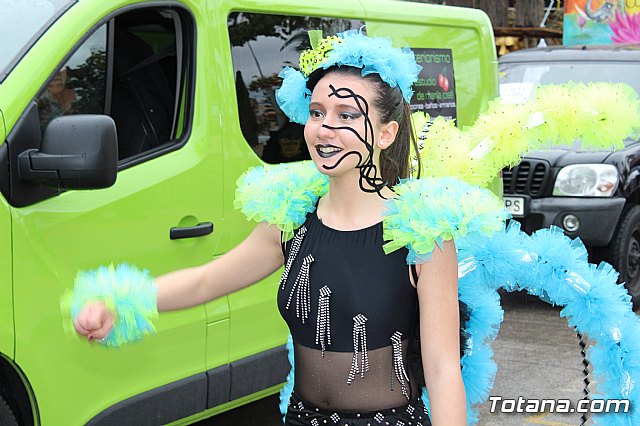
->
xmin=304 ymin=72 xmax=386 ymax=180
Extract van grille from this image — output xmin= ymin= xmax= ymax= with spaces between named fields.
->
xmin=503 ymin=160 xmax=550 ymax=196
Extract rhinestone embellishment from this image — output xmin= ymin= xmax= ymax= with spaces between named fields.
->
xmin=286 ymin=254 xmax=314 ymax=323
xmin=390 ymin=331 xmax=410 ymax=400
xmin=347 ymin=314 xmax=370 ymax=384
xmin=315 ymin=285 xmax=332 ymax=356
xmin=280 ymin=226 xmax=307 ymax=290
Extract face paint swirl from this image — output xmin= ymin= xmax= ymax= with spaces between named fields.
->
xmin=317 ymin=84 xmax=388 ymax=197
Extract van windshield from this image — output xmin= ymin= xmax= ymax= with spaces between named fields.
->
xmin=0 ymin=0 xmax=75 ymax=81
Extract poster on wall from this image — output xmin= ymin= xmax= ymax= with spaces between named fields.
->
xmin=410 ymin=48 xmax=457 ymax=123
xmin=563 ymin=0 xmax=640 ymax=45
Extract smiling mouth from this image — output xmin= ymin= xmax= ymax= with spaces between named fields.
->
xmin=316 ymin=145 xmax=343 ymax=158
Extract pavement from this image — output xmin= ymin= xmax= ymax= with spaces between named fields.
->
xmin=476 ymin=292 xmax=586 ymax=426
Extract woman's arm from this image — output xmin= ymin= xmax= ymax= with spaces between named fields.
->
xmin=416 ymin=239 xmax=466 ymax=425
xmin=74 ymin=222 xmax=284 ymax=339
xmin=157 ymin=221 xmax=284 ymax=310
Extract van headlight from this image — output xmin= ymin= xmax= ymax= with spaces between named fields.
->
xmin=553 ymin=164 xmax=618 ymax=197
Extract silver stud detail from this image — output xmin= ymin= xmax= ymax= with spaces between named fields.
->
xmin=406 ymin=405 xmax=415 ymax=415
xmin=315 ymin=285 xmax=332 ymax=356
xmin=374 ymin=412 xmax=384 ymax=423
xmin=286 ymin=254 xmax=314 ymax=323
xmin=280 ymin=226 xmax=307 ymax=290
xmin=330 ymin=412 xmax=340 ymax=423
xmin=311 ymin=419 xmax=319 ymax=426
xmin=390 ymin=331 xmax=410 ymax=400
xmin=347 ymin=314 xmax=369 ymax=384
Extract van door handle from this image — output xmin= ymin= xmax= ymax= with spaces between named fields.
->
xmin=170 ymin=222 xmax=214 ymax=240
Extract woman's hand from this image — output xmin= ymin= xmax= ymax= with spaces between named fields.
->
xmin=73 ymin=301 xmax=115 ymax=341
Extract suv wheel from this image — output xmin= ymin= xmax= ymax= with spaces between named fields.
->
xmin=609 ymin=204 xmax=640 ymax=308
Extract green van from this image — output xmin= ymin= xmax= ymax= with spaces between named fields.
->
xmin=0 ymin=0 xmax=498 ymax=424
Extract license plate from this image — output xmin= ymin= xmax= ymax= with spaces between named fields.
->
xmin=504 ymin=196 xmax=525 ymax=217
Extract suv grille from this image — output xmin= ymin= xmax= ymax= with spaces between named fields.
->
xmin=503 ymin=160 xmax=550 ymax=196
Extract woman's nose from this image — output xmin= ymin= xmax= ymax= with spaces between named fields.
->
xmin=317 ymin=123 xmax=337 ymax=139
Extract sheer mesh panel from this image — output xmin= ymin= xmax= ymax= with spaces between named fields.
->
xmin=294 ymin=340 xmax=418 ymax=411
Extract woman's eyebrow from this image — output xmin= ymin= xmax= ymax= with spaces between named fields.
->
xmin=335 ymin=103 xmax=361 ymax=111
xmin=310 ymin=101 xmax=360 ymax=112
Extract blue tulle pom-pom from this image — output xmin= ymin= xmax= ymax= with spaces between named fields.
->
xmin=234 ymin=161 xmax=329 ymax=241
xmin=323 ymin=30 xmax=422 ymax=103
xmin=276 ymin=67 xmax=311 ymax=124
xmin=382 ymin=176 xmax=508 ymax=263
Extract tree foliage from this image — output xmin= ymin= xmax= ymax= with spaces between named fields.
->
xmin=228 ymin=12 xmax=357 ymax=48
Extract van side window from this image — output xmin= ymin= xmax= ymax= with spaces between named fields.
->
xmin=227 ymin=13 xmax=363 ymax=164
xmin=38 ymin=27 xmax=107 ymax=131
xmin=36 ymin=7 xmax=193 ymax=162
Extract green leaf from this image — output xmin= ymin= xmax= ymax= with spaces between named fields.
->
xmin=309 ymin=29 xmax=323 ymax=50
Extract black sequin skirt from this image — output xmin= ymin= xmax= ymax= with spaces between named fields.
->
xmin=285 ymin=392 xmax=432 ymax=426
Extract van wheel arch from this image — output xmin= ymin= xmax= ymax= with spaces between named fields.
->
xmin=0 ymin=355 xmax=37 ymax=426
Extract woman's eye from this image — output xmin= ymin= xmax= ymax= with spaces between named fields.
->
xmin=340 ymin=112 xmax=360 ymax=121
xmin=310 ymin=110 xmax=324 ymax=119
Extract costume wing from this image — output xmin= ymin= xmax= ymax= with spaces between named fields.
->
xmin=412 ymin=82 xmax=640 ymax=188
xmin=401 ymin=82 xmax=640 ymax=424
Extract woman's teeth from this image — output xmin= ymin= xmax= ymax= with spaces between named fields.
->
xmin=317 ymin=145 xmax=343 ymax=158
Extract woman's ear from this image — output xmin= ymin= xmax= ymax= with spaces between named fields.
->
xmin=377 ymin=121 xmax=400 ymax=150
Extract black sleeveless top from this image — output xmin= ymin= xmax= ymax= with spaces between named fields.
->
xmin=277 ymin=209 xmax=420 ymax=410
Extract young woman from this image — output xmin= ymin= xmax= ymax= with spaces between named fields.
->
xmin=73 ymin=31 xmax=467 ymax=425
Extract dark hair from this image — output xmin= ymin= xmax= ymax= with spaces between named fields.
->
xmin=307 ymin=66 xmax=421 ymax=186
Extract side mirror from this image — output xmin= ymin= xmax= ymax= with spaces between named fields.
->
xmin=18 ymin=115 xmax=118 ymax=189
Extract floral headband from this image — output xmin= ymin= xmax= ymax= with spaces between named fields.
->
xmin=275 ymin=29 xmax=422 ymax=124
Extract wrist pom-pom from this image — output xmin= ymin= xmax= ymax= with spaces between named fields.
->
xmin=62 ymin=263 xmax=158 ymax=347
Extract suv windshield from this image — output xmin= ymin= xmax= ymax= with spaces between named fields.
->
xmin=0 ymin=0 xmax=74 ymax=81
xmin=500 ymin=62 xmax=640 ymax=95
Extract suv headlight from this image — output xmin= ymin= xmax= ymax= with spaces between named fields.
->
xmin=553 ymin=164 xmax=618 ymax=197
